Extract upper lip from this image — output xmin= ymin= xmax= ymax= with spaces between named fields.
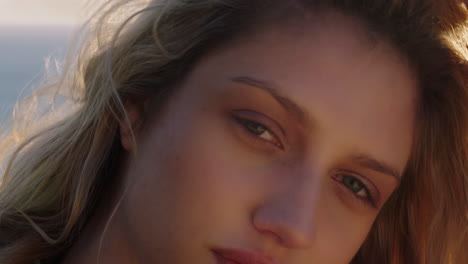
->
xmin=212 ymin=248 xmax=280 ymax=264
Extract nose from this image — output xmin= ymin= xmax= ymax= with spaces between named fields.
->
xmin=251 ymin=172 xmax=321 ymax=249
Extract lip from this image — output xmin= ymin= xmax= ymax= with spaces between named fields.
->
xmin=212 ymin=248 xmax=280 ymax=264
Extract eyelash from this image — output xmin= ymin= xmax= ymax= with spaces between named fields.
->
xmin=232 ymin=112 xmax=377 ymax=208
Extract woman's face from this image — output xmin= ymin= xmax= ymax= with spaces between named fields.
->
xmin=117 ymin=12 xmax=417 ymax=264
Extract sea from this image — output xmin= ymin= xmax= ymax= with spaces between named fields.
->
xmin=0 ymin=25 xmax=75 ymax=125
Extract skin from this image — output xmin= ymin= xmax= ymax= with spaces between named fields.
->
xmin=62 ymin=11 xmax=417 ymax=264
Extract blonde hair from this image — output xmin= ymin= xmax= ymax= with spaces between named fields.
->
xmin=0 ymin=0 xmax=467 ymax=263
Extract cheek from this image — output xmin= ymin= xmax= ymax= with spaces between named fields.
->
xmin=320 ymin=207 xmax=375 ymax=262
xmin=295 ymin=187 xmax=377 ymax=263
xmin=120 ymin=110 xmax=261 ymax=247
xmin=162 ymin=114 xmax=272 ymax=223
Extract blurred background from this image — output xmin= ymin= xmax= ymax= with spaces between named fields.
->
xmin=0 ymin=0 xmax=89 ymax=125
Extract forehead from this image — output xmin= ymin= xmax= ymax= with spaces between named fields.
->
xmin=188 ymin=10 xmax=417 ymax=171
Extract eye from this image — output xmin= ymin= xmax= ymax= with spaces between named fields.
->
xmin=232 ymin=111 xmax=284 ymax=150
xmin=342 ymin=175 xmax=368 ymax=198
xmin=335 ymin=173 xmax=377 ymax=208
xmin=238 ymin=119 xmax=276 ymax=142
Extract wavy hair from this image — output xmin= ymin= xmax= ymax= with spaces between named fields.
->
xmin=0 ymin=0 xmax=467 ymax=263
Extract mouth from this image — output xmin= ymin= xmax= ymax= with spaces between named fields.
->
xmin=212 ymin=248 xmax=280 ymax=264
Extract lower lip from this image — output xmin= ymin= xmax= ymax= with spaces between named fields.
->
xmin=213 ymin=251 xmax=240 ymax=264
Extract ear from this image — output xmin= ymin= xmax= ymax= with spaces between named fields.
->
xmin=119 ymin=99 xmax=144 ymax=152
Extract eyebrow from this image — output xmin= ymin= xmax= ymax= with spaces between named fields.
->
xmin=230 ymin=76 xmax=309 ymax=126
xmin=351 ymin=154 xmax=402 ymax=182
xmin=230 ymin=75 xmax=403 ymax=182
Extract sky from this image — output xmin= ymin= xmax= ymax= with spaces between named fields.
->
xmin=0 ymin=0 xmax=91 ymax=25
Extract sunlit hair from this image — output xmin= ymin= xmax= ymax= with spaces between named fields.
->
xmin=0 ymin=0 xmax=467 ymax=263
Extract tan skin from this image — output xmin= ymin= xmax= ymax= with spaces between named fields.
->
xmin=62 ymin=11 xmax=417 ymax=264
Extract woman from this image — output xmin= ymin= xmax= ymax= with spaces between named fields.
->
xmin=0 ymin=0 xmax=467 ymax=263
